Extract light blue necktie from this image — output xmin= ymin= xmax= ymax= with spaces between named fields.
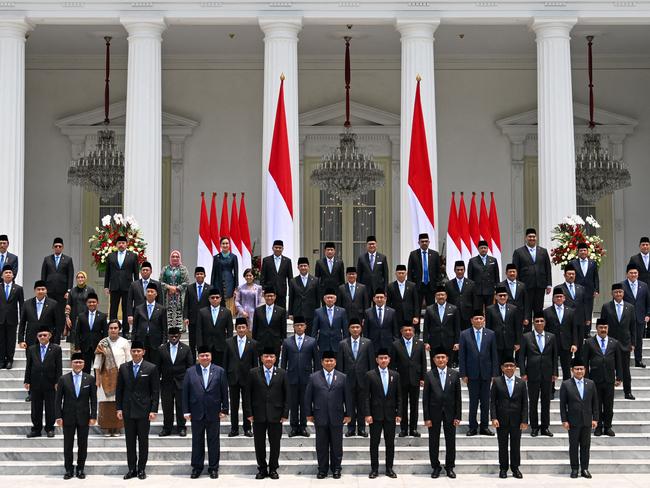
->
xmin=118 ymin=251 xmax=124 ymax=267
xmin=238 ymin=338 xmax=245 ymax=358
xmin=509 ymin=280 xmax=516 ymax=299
xmin=507 ymin=377 xmax=514 ymax=397
xmin=349 ymin=284 xmax=355 ymax=299
xmin=352 ymin=339 xmax=358 ymax=359
xmin=568 ymin=283 xmax=575 ymax=300
xmin=36 ymin=301 xmax=43 ymax=319
xmin=377 ymin=307 xmax=383 ymax=325
xmin=457 ymin=278 xmax=463 ymax=292
xmin=475 ymin=329 xmax=482 ymax=351
xmin=297 ymin=335 xmax=303 ymax=351
xmin=142 ymin=280 xmax=148 ymax=294
xmin=326 ymin=371 xmax=332 ymax=387
xmin=266 ymin=306 xmax=273 ymax=324
xmin=576 ymin=379 xmax=584 ymax=399
xmin=265 ymin=368 xmax=272 ymax=385
xmin=328 ymin=307 xmax=334 ymax=325
xmin=55 ymin=255 xmax=60 ymax=269
xmin=556 ymin=306 xmax=563 ymax=323
xmin=212 ymin=307 xmax=219 ymax=324
xmin=203 ymin=367 xmax=209 ymax=388
xmin=439 ymin=369 xmax=446 ymax=390
xmin=581 ymin=259 xmax=588 ymax=277
xmin=616 ymin=302 xmax=623 ymax=322
xmin=438 ymin=304 xmax=445 ymax=322
xmin=537 ymin=333 xmax=544 ymax=352
xmin=89 ymin=312 xmax=95 ymax=330
xmin=148 ymin=303 xmax=154 ymax=319
xmin=631 ymin=281 xmax=637 ymax=298
xmin=423 ymin=251 xmax=429 ymax=285
xmin=5 ymin=283 xmax=10 ymax=300
xmin=481 ymin=255 xmax=487 ymax=266
xmin=601 ymin=338 xmax=607 ymax=355
xmin=197 ymin=284 xmax=203 ymax=300
xmin=328 ymin=259 xmax=333 ymax=273
xmin=0 ymin=255 xmax=4 ymax=269
xmin=529 ymin=247 xmax=536 ymax=263
xmin=170 ymin=344 xmax=177 ymax=363
xmin=381 ymin=369 xmax=388 ymax=395
xmin=133 ymin=363 xmax=140 ymax=377
xmin=369 ymin=253 xmax=375 ymax=271
xmin=274 ymin=256 xmax=281 ymax=272
xmin=40 ymin=344 xmax=47 ymax=362
xmin=500 ymin=305 xmax=506 ymax=321
xmin=405 ymin=339 xmax=412 ymax=357
xmin=74 ymin=373 xmax=81 ymax=397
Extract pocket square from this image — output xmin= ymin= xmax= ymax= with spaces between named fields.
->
xmin=82 ymin=385 xmax=90 ymax=388
xmin=141 ymin=374 xmax=149 ymax=377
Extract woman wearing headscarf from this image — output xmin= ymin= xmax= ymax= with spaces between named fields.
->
xmin=65 ymin=271 xmax=96 ymax=348
xmin=211 ymin=237 xmax=239 ymax=315
xmin=159 ymin=249 xmax=190 ymax=332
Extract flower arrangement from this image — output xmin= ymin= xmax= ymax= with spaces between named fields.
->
xmin=550 ymin=214 xmax=606 ymax=268
xmin=89 ymin=214 xmax=147 ymax=273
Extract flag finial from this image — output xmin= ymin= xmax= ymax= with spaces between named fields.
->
xmin=416 ymin=74 xmax=421 ymax=82
xmin=280 ymin=73 xmax=285 ymax=81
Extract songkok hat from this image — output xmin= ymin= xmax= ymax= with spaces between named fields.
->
xmin=611 ymin=283 xmax=624 ymax=291
xmin=194 ymin=266 xmax=205 ymax=274
xmin=197 ymin=345 xmax=211 ymax=354
xmin=130 ymin=341 xmax=145 ymax=351
xmin=324 ymin=242 xmax=336 ymax=249
xmin=292 ymin=316 xmax=306 ymax=325
xmin=168 ymin=327 xmax=181 ymax=335
xmin=262 ymin=346 xmax=276 ymax=356
xmin=375 ymin=348 xmax=391 ymax=357
xmin=273 ymin=240 xmax=284 ymax=247
xmin=297 ymin=257 xmax=309 ymax=265
xmin=525 ymin=228 xmax=537 ymax=236
xmin=553 ymin=286 xmax=565 ymax=296
xmin=366 ymin=236 xmax=376 ymax=243
xmin=395 ymin=264 xmax=406 ymax=271
xmin=454 ymin=260 xmax=465 ymax=268
xmin=495 ymin=286 xmax=508 ymax=294
xmin=2 ymin=264 xmax=13 ymax=273
xmin=346 ymin=267 xmax=357 ymax=274
xmin=235 ymin=317 xmax=248 ymax=326
xmin=571 ymin=356 xmax=585 ymax=368
xmin=71 ymin=352 xmax=84 ymax=362
xmin=577 ymin=242 xmax=589 ymax=250
xmin=34 ymin=280 xmax=46 ymax=289
xmin=52 ymin=237 xmax=64 ymax=246
xmin=505 ymin=263 xmax=517 ymax=271
xmin=85 ymin=292 xmax=98 ymax=301
xmin=478 ymin=240 xmax=489 ymax=248
xmin=418 ymin=233 xmax=429 ymax=240
xmin=141 ymin=261 xmax=152 ymax=270
xmin=321 ymin=350 xmax=336 ymax=360
xmin=146 ymin=282 xmax=158 ymax=291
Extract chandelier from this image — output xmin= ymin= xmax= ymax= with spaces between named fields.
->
xmin=67 ymin=36 xmax=124 ymax=200
xmin=310 ymin=29 xmax=384 ymax=200
xmin=575 ymin=36 xmax=631 ymax=204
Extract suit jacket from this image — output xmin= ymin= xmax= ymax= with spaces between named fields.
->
xmin=362 ymin=368 xmax=401 ymax=420
xmin=182 ymin=363 xmax=229 ymax=421
xmin=559 ymin=377 xmax=599 ymax=427
xmin=336 ymin=337 xmax=375 ymax=388
xmin=512 ymin=245 xmax=552 ymax=290
xmin=423 ymin=302 xmax=461 ymax=350
xmin=158 ymin=341 xmax=195 ymax=389
xmin=445 ymin=277 xmax=479 ymax=324
xmin=499 ymin=279 xmax=531 ymax=326
xmin=183 ymin=281 xmax=211 ymax=325
xmin=336 ymin=282 xmax=370 ymax=321
xmin=24 ymin=342 xmax=63 ymax=390
xmin=260 ymin=255 xmax=293 ymax=299
xmin=197 ymin=305 xmax=233 ymax=352
xmin=104 ymin=250 xmax=139 ymax=292
xmin=386 ymin=280 xmax=420 ymax=326
xmin=281 ymin=334 xmax=319 ymax=385
xmin=363 ymin=305 xmax=397 ymax=351
xmin=458 ymin=327 xmax=499 ymax=380
xmin=622 ymin=279 xmax=650 ymax=324
xmin=314 ymin=257 xmax=345 ymax=298
xmin=312 ymin=306 xmax=348 ymax=353
xmin=0 ymin=252 xmax=18 ymax=278
xmin=583 ymin=336 xmax=622 ymax=384
xmin=356 ymin=252 xmax=389 ymax=295
xmin=223 ymin=335 xmax=259 ymax=386
xmin=126 ymin=278 xmax=163 ymax=317
xmin=518 ymin=331 xmax=558 ymax=382
xmin=391 ymin=337 xmax=427 ymax=386
xmin=468 ymin=255 xmax=500 ymax=296
xmin=304 ymin=369 xmax=351 ymax=426
xmin=288 ymin=274 xmax=320 ymax=320
xmin=543 ymin=305 xmax=579 ymax=352
xmin=74 ymin=310 xmax=108 ymax=353
xmin=252 ymin=304 xmax=287 ymax=351
xmin=485 ymin=303 xmax=521 ymax=350
xmin=600 ymin=300 xmax=636 ymax=348
xmin=115 ymin=360 xmax=160 ymax=419
xmin=18 ymin=297 xmax=60 ymax=345
xmin=407 ymin=248 xmax=441 ymax=286
xmin=210 ymin=253 xmax=239 ymax=298
xmin=422 ymin=367 xmax=462 ymax=422
xmin=490 ymin=375 xmax=528 ymax=427
xmin=132 ymin=302 xmax=168 ymax=349
xmin=55 ymin=372 xmax=97 ymax=425
xmin=560 ymin=282 xmax=589 ymax=325
xmin=41 ymin=254 xmax=74 ymax=295
xmin=244 ymin=366 xmax=290 ymax=422
xmin=628 ymin=253 xmax=650 ymax=286
xmin=569 ymin=258 xmax=600 ymax=295
xmin=0 ymin=281 xmax=24 ymax=325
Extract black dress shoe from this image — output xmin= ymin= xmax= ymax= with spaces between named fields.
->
xmin=300 ymin=429 xmax=310 ymax=437
xmin=63 ymin=472 xmax=74 ymax=480
xmin=26 ymin=431 xmax=41 ymax=438
xmin=316 ymin=472 xmax=327 ymax=479
xmin=268 ymin=470 xmax=279 ymax=479
xmin=5 ymin=361 xmax=12 ymax=369
xmin=368 ymin=471 xmax=378 ymax=479
xmin=480 ymin=428 xmax=495 ymax=436
xmin=159 ymin=430 xmax=171 ymax=437
xmin=345 ymin=430 xmax=355 ymax=437
xmin=137 ymin=471 xmax=146 ymax=480
xmin=635 ymin=361 xmax=646 ymax=368
xmin=46 ymin=431 xmax=55 ymax=438
xmin=288 ymin=429 xmax=299 ymax=437
xmin=255 ymin=471 xmax=267 ymax=480
xmin=530 ymin=428 xmax=539 ymax=437
xmin=385 ymin=469 xmax=397 ymax=478
xmin=540 ymin=428 xmax=553 ymax=437
xmin=358 ymin=430 xmax=368 ymax=437
xmin=431 ymin=467 xmax=441 ymax=479
xmin=190 ymin=470 xmax=201 ymax=479
xmin=0 ymin=362 xmax=5 ymax=369
xmin=398 ymin=430 xmax=408 ymax=437
xmin=512 ymin=468 xmax=523 ymax=479
xmin=550 ymin=390 xmax=556 ymax=400
xmin=594 ymin=426 xmax=603 ymax=436
xmin=446 ymin=468 xmax=456 ymax=478
xmin=244 ymin=430 xmax=253 ymax=437
xmin=209 ymin=470 xmax=219 ymax=479
xmin=604 ymin=428 xmax=616 ymax=437
xmin=124 ymin=471 xmax=137 ymax=480
xmin=581 ymin=469 xmax=592 ymax=478
xmin=410 ymin=430 xmax=421 ymax=437
xmin=332 ymin=470 xmax=341 ymax=479
xmin=499 ymin=470 xmax=508 ymax=479
xmin=466 ymin=429 xmax=478 ymax=436
xmin=625 ymin=393 xmax=636 ymax=400
xmin=228 ymin=429 xmax=239 ymax=437
xmin=570 ymin=470 xmax=579 ymax=479
xmin=76 ymin=470 xmax=86 ymax=479
xmin=179 ymin=428 xmax=187 ymax=437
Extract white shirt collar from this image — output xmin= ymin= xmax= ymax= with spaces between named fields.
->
xmin=133 ymin=360 xmax=143 ymax=366
xmin=378 ymin=367 xmax=388 ymax=374
xmin=437 ymin=367 xmax=447 ymax=374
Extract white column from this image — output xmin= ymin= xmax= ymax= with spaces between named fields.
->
xmin=0 ymin=18 xmax=30 ymax=284
xmin=396 ymin=19 xmax=440 ymax=265
xmin=121 ymin=17 xmax=166 ymax=274
xmin=259 ymin=17 xmax=301 ymax=262
xmin=168 ymin=136 xmax=185 ymax=252
xmin=532 ymin=18 xmax=577 ymax=286
xmin=508 ymin=133 xmax=527 ymax=256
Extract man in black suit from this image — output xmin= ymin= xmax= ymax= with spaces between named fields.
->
xmin=0 ymin=265 xmax=23 ymax=369
xmin=304 ymin=350 xmax=351 ymax=479
xmin=73 ymin=292 xmax=108 ymax=372
xmin=560 ymin=263 xmax=590 ymax=342
xmin=182 ymin=345 xmax=229 ymax=479
xmin=312 ymin=288 xmax=348 ymax=354
xmin=183 ymin=266 xmax=210 ymax=359
xmin=0 ymin=234 xmax=19 ymax=278
xmin=356 ymin=235 xmax=389 ymax=296
xmin=288 ymin=257 xmax=320 ymax=336
xmin=132 ymin=283 xmax=167 ymax=366
xmin=337 ymin=267 xmax=370 ymax=321
xmin=490 ymin=356 xmax=528 ymax=479
xmin=25 ymin=325 xmax=63 ymax=437
xmin=511 ymin=228 xmax=552 ymax=315
xmin=622 ymin=263 xmax=650 ymax=367
xmin=500 ymin=263 xmax=531 ymax=333
xmin=363 ymin=348 xmax=401 ymax=478
xmin=468 ymin=240 xmax=500 ymax=309
xmin=244 ymin=348 xmax=290 ymax=480
xmin=387 ymin=264 xmax=420 ymax=336
xmin=600 ymin=283 xmax=636 ymax=399
xmin=157 ymin=327 xmax=194 ymax=437
xmin=314 ymin=242 xmax=345 ymax=302
xmin=363 ymin=288 xmax=398 ymax=352
xmin=104 ymin=235 xmax=140 ymax=321
xmin=583 ymin=319 xmax=621 ymax=436
xmin=519 ymin=312 xmax=558 ymax=437
xmin=252 ymin=287 xmax=286 ymax=360
xmin=196 ymin=288 xmax=233 ymax=367
xmin=41 ymin=237 xmax=74 ymax=344
xmin=259 ymin=240 xmax=293 ymax=310
xmin=570 ymin=242 xmax=600 ymax=336
xmin=55 ymin=352 xmax=97 ymax=479
xmin=126 ymin=261 xmax=162 ymax=338
xmin=560 ymin=357 xmax=598 ymax=479
xmin=392 ymin=323 xmax=426 ymax=437
xmin=544 ymin=287 xmax=579 ymax=386
xmin=223 ymin=317 xmax=257 ymax=437
xmin=281 ymin=316 xmax=319 ymax=437
xmin=423 ymin=285 xmax=461 ymax=364
xmin=445 ymin=260 xmax=478 ymax=331
xmin=628 ymin=236 xmax=650 ymax=286
xmin=407 ymin=232 xmax=441 ymax=307
xmin=486 ymin=286 xmax=521 ymax=363
xmin=116 ymin=341 xmax=160 ymax=480
xmin=337 ymin=318 xmax=374 ymax=437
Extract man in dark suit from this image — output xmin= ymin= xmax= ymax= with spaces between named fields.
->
xmin=244 ymin=348 xmax=290 ymax=480
xmin=445 ymin=260 xmax=478 ymax=331
xmin=544 ymin=287 xmax=579 ymax=386
xmin=116 ymin=341 xmax=160 ymax=480
xmin=490 ymin=356 xmax=528 ymax=479
xmin=387 ymin=265 xmax=420 ymax=336
xmin=337 ymin=318 xmax=374 ymax=437
xmin=41 ymin=237 xmax=74 ymax=344
xmin=459 ymin=310 xmax=499 ymax=436
xmin=583 ymin=319 xmax=621 ymax=436
xmin=337 ymin=267 xmax=370 ymax=321
xmin=223 ymin=317 xmax=257 ymax=437
xmin=560 ymin=263 xmax=590 ymax=342
xmin=252 ymin=287 xmax=287 ymax=360
xmin=304 ymin=350 xmax=351 ymax=479
xmin=73 ymin=292 xmax=108 ymax=372
xmin=24 ymin=325 xmax=62 ymax=437
xmin=281 ymin=316 xmax=319 ymax=437
xmin=363 ymin=348 xmax=401 ymax=478
xmin=560 ymin=357 xmax=599 ymax=479
xmin=183 ymin=266 xmax=210 ymax=359
xmin=312 ymin=288 xmax=348 ymax=354
xmin=512 ymin=228 xmax=552 ymax=315
xmin=519 ymin=312 xmax=558 ymax=437
xmin=407 ymin=233 xmax=440 ymax=307
xmin=0 ymin=265 xmax=23 ymax=369
xmin=157 ymin=327 xmax=193 ymax=437
xmin=363 ymin=288 xmax=398 ymax=352
xmin=356 ymin=235 xmax=389 ymax=296
xmin=104 ymin=235 xmax=140 ymax=321
xmin=126 ymin=261 xmax=162 ymax=338
xmin=314 ymin=242 xmax=345 ymax=302
xmin=259 ymin=240 xmax=293 ymax=310
xmin=132 ymin=283 xmax=167 ymax=366
xmin=423 ymin=285 xmax=461 ymax=364
xmin=486 ymin=286 xmax=521 ymax=363
xmin=500 ymin=263 xmax=531 ymax=333
xmin=622 ymin=264 xmax=650 ymax=367
xmin=468 ymin=240 xmax=500 ymax=309
xmin=55 ymin=352 xmax=97 ymax=479
xmin=628 ymin=236 xmax=650 ymax=285
xmin=600 ymin=283 xmax=636 ymax=399
xmin=182 ymin=345 xmax=229 ymax=479
xmin=392 ymin=323 xmax=426 ymax=437
xmin=196 ymin=288 xmax=233 ymax=367
xmin=570 ymin=242 xmax=600 ymax=336
xmin=0 ymin=234 xmax=19 ymax=278
xmin=288 ymin=257 xmax=320 ymax=336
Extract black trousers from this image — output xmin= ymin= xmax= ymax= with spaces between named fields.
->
xmin=369 ymin=420 xmax=396 ymax=471
xmin=124 ymin=417 xmax=150 ymax=472
xmin=109 ymin=290 xmax=129 ymax=323
xmin=82 ymin=350 xmax=95 ymax=374
xmin=634 ymin=322 xmax=646 ymax=363
xmin=229 ymin=382 xmax=251 ymax=431
xmin=620 ymin=349 xmax=632 ymax=394
xmin=253 ymin=421 xmax=282 ymax=472
xmin=428 ymin=414 xmax=456 ymax=469
xmin=584 ymin=296 xmax=595 ymax=337
xmin=347 ymin=383 xmax=365 ymax=434
xmin=30 ymin=386 xmax=56 ymax=432
xmin=49 ymin=292 xmax=66 ymax=344
xmin=161 ymin=384 xmax=185 ymax=431
xmin=529 ymin=288 xmax=546 ymax=316
xmin=417 ymin=282 xmax=435 ymax=308
xmin=208 ymin=348 xmax=224 ymax=367
xmin=315 ymin=425 xmax=343 ymax=473
xmin=497 ymin=424 xmax=522 ymax=469
xmin=188 ymin=321 xmax=198 ymax=360
xmin=477 ymin=294 xmax=494 ymax=310
xmin=63 ymin=423 xmax=89 ymax=472
xmin=275 ymin=294 xmax=287 ymax=311
xmin=400 ymin=384 xmax=420 ymax=432
xmin=527 ymin=380 xmax=552 ymax=429
xmin=558 ymin=349 xmax=572 ymax=382
xmin=568 ymin=425 xmax=592 ymax=470
xmin=191 ymin=419 xmax=220 ymax=471
xmin=467 ymin=379 xmax=490 ymax=430
xmin=0 ymin=321 xmax=16 ymax=362
xmin=595 ymin=382 xmax=615 ymax=429
xmin=289 ymin=382 xmax=307 ymax=429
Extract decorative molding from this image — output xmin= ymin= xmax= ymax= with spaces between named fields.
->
xmin=300 ymin=100 xmax=400 ymax=127
xmin=130 ymin=1 xmax=153 ymax=7
xmin=200 ymin=1 xmax=223 ymax=6
xmin=61 ymin=2 xmax=84 ymax=7
xmin=338 ymin=1 xmax=360 ymax=6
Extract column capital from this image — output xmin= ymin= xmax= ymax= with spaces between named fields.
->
xmin=530 ymin=17 xmax=577 ymax=39
xmin=120 ymin=16 xmax=166 ymax=39
xmin=395 ymin=18 xmax=440 ymax=39
xmin=258 ymin=17 xmax=302 ymax=40
xmin=0 ymin=17 xmax=32 ymax=40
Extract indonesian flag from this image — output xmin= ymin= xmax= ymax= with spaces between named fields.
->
xmin=489 ymin=192 xmax=503 ymax=279
xmin=239 ymin=193 xmax=253 ymax=272
xmin=220 ymin=193 xmax=230 ymax=242
xmin=468 ymin=193 xmax=480 ymax=256
xmin=229 ymin=194 xmax=243 ymax=269
xmin=479 ymin=192 xmax=492 ymax=255
xmin=197 ymin=193 xmax=214 ymax=280
xmin=209 ymin=192 xmax=219 ymax=255
xmin=407 ymin=77 xmax=437 ymax=249
xmin=457 ymin=193 xmax=472 ymax=268
xmin=264 ymin=76 xmax=295 ymax=261
xmin=446 ymin=192 xmax=462 ymax=279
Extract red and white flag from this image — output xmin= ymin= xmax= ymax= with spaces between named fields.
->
xmin=239 ymin=193 xmax=253 ymax=272
xmin=229 ymin=194 xmax=243 ymax=268
xmin=446 ymin=192 xmax=462 ymax=279
xmin=479 ymin=192 xmax=492 ymax=255
xmin=457 ymin=192 xmax=472 ymax=268
xmin=489 ymin=192 xmax=503 ymax=279
xmin=220 ymin=192 xmax=230 ymax=244
xmin=209 ymin=192 xmax=219 ymax=255
xmin=197 ymin=193 xmax=214 ymax=280
xmin=407 ymin=77 xmax=437 ymax=249
xmin=468 ymin=192 xmax=480 ymax=256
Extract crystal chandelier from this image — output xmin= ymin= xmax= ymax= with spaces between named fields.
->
xmin=310 ymin=29 xmax=384 ymax=200
xmin=575 ymin=36 xmax=631 ymax=204
xmin=67 ymin=36 xmax=124 ymax=200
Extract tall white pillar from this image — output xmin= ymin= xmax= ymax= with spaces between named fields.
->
xmin=396 ymin=19 xmax=440 ymax=266
xmin=0 ymin=18 xmax=30 ymax=284
xmin=532 ymin=18 xmax=577 ymax=286
xmin=121 ymin=17 xmax=166 ymax=274
xmin=259 ymin=17 xmax=301 ymax=263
